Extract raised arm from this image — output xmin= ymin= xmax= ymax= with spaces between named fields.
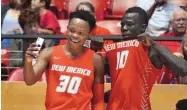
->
xmin=146 ymin=2 xmax=158 ymax=19
xmin=23 ymin=43 xmax=52 ymax=85
xmin=138 ymin=34 xmax=187 ymax=76
xmin=151 ymin=42 xmax=187 ymax=76
xmin=146 ymin=0 xmax=166 ymax=19
xmin=92 ymin=53 xmax=105 ymax=110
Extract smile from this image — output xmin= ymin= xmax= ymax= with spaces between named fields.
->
xmin=70 ymin=39 xmax=80 ymax=43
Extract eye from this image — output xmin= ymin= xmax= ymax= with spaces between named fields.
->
xmin=78 ymin=31 xmax=84 ymax=36
xmin=127 ymin=23 xmax=133 ymax=26
xmin=69 ymin=28 xmax=75 ymax=33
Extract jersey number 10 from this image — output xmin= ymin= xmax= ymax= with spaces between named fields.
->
xmin=56 ymin=75 xmax=82 ymax=94
xmin=116 ymin=50 xmax=129 ymax=69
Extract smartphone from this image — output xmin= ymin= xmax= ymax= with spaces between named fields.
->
xmin=33 ymin=37 xmax=45 ymax=54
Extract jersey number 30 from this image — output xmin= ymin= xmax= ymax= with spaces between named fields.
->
xmin=56 ymin=75 xmax=82 ymax=94
xmin=116 ymin=50 xmax=129 ymax=69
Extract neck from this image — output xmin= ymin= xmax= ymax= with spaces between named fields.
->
xmin=65 ymin=44 xmax=84 ymax=58
xmin=174 ymin=31 xmax=185 ymax=37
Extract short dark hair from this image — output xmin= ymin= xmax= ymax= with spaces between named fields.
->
xmin=69 ymin=10 xmax=96 ymax=32
xmin=8 ymin=0 xmax=31 ymax=9
xmin=18 ymin=8 xmax=40 ymax=29
xmin=176 ymin=99 xmax=187 ymax=110
xmin=40 ymin=0 xmax=51 ymax=9
xmin=76 ymin=2 xmax=95 ymax=13
xmin=124 ymin=7 xmax=148 ymax=25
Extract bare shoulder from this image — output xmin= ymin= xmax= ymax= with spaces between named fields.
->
xmin=93 ymin=53 xmax=104 ymax=63
xmin=93 ymin=53 xmax=105 ymax=83
xmin=93 ymin=53 xmax=104 ymax=71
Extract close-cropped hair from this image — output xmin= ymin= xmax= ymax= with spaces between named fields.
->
xmin=124 ymin=7 xmax=148 ymax=25
xmin=18 ymin=8 xmax=40 ymax=29
xmin=176 ymin=99 xmax=187 ymax=110
xmin=76 ymin=2 xmax=95 ymax=13
xmin=69 ymin=10 xmax=96 ymax=32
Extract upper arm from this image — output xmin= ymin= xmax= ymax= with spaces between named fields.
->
xmin=93 ymin=53 xmax=105 ymax=84
xmin=148 ymin=47 xmax=163 ymax=69
xmin=32 ymin=47 xmax=52 ymax=77
xmin=151 ymin=44 xmax=187 ymax=76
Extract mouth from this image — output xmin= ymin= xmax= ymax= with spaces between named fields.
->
xmin=69 ymin=39 xmax=80 ymax=43
xmin=178 ymin=27 xmax=185 ymax=29
xmin=122 ymin=32 xmax=131 ymax=37
xmin=122 ymin=33 xmax=137 ymax=40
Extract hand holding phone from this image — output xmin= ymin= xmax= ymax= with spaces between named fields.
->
xmin=33 ymin=37 xmax=45 ymax=54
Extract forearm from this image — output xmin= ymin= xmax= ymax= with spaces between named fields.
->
xmin=151 ymin=43 xmax=187 ymax=76
xmin=146 ymin=2 xmax=158 ymax=19
xmin=23 ymin=57 xmax=38 ymax=85
xmin=92 ymin=84 xmax=105 ymax=110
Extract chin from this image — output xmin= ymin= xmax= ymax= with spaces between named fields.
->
xmin=122 ymin=36 xmax=137 ymax=40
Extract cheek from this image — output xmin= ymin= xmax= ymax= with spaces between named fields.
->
xmin=80 ymin=36 xmax=88 ymax=43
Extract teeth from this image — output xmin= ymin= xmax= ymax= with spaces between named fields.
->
xmin=71 ymin=40 xmax=79 ymax=43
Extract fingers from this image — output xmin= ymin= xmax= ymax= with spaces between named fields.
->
xmin=30 ymin=43 xmax=41 ymax=47
xmin=25 ymin=43 xmax=41 ymax=58
xmin=137 ymin=33 xmax=151 ymax=47
xmin=25 ymin=51 xmax=39 ymax=58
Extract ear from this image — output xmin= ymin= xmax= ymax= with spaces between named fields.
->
xmin=141 ymin=24 xmax=147 ymax=33
xmin=93 ymin=13 xmax=96 ymax=19
xmin=88 ymin=33 xmax=92 ymax=38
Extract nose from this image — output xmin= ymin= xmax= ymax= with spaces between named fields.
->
xmin=72 ymin=33 xmax=79 ymax=39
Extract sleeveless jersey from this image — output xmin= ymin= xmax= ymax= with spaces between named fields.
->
xmin=45 ymin=45 xmax=95 ymax=110
xmin=104 ymin=39 xmax=161 ymax=110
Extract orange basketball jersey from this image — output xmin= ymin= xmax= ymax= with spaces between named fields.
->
xmin=45 ymin=45 xmax=95 ymax=110
xmin=104 ymin=39 xmax=160 ymax=110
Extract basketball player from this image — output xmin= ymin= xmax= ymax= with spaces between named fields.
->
xmin=23 ymin=10 xmax=105 ymax=110
xmin=103 ymin=7 xmax=187 ymax=110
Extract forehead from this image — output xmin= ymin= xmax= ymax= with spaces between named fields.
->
xmin=68 ymin=18 xmax=90 ymax=31
xmin=173 ymin=11 xmax=186 ymax=19
xmin=122 ymin=13 xmax=139 ymax=22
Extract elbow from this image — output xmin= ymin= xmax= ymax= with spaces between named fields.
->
xmin=181 ymin=68 xmax=187 ymax=77
xmin=24 ymin=77 xmax=36 ymax=86
xmin=174 ymin=66 xmax=187 ymax=77
xmin=180 ymin=64 xmax=187 ymax=77
xmin=24 ymin=80 xmax=35 ymax=86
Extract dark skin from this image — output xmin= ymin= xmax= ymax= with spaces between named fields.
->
xmin=102 ymin=12 xmax=187 ymax=103
xmin=115 ymin=12 xmax=187 ymax=76
xmin=24 ymin=18 xmax=105 ymax=109
xmin=121 ymin=13 xmax=146 ymax=40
